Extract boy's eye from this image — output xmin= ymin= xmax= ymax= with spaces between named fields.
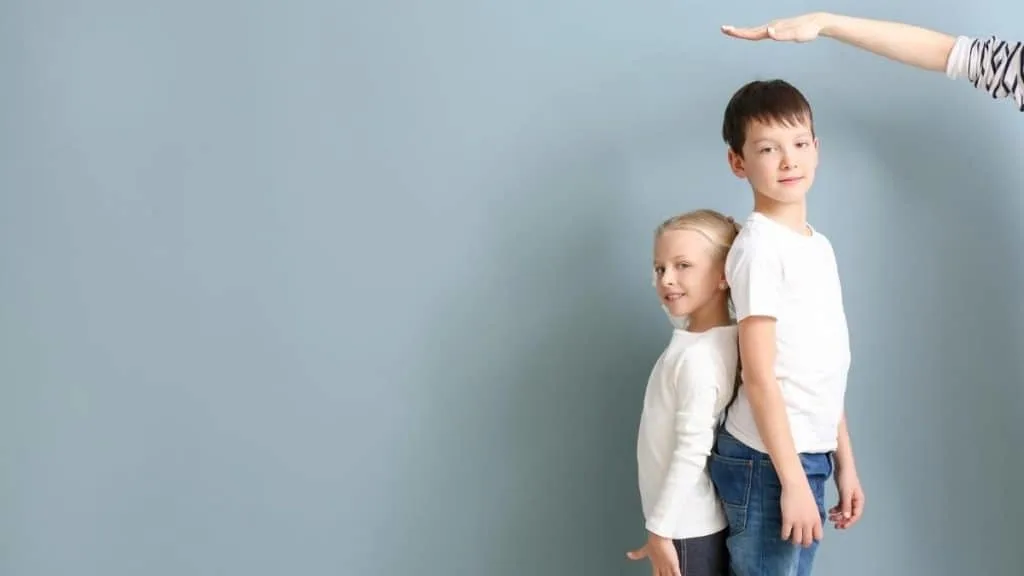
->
xmin=675 ymin=262 xmax=689 ymax=269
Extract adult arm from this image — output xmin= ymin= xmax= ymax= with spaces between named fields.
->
xmin=722 ymin=12 xmax=1024 ymax=110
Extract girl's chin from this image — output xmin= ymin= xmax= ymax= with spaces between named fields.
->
xmin=663 ymin=304 xmax=692 ymax=317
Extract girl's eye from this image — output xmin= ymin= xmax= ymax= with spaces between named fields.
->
xmin=654 ymin=266 xmax=665 ymax=275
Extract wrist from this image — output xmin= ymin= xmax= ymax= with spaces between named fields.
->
xmin=647 ymin=531 xmax=671 ymax=543
xmin=780 ymin=473 xmax=810 ymax=490
xmin=816 ymin=12 xmax=842 ymax=38
xmin=777 ymin=460 xmax=809 ymax=488
xmin=836 ymin=459 xmax=857 ymax=477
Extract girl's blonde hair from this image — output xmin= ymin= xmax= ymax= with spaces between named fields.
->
xmin=654 ymin=208 xmax=742 ymax=260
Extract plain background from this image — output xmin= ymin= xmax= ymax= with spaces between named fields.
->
xmin=2 ymin=1 xmax=1022 ymax=575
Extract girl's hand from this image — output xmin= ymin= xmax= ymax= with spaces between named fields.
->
xmin=829 ymin=466 xmax=865 ymax=529
xmin=626 ymin=532 xmax=681 ymax=576
xmin=721 ymin=13 xmax=829 ymax=43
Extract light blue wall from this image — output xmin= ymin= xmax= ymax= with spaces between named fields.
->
xmin=2 ymin=1 xmax=1021 ymax=574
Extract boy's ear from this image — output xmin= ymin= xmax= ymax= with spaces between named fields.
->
xmin=727 ymin=147 xmax=746 ymax=178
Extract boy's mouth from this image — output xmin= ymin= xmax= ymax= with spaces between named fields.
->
xmin=778 ymin=176 xmax=804 ymax=184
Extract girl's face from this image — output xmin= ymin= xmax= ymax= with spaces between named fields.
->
xmin=653 ymin=229 xmax=727 ymax=320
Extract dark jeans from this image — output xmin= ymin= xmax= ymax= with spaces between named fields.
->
xmin=673 ymin=528 xmax=729 ymax=576
xmin=708 ymin=429 xmax=834 ymax=576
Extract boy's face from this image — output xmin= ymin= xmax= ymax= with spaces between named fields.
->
xmin=653 ymin=229 xmax=726 ymax=319
xmin=727 ymin=118 xmax=818 ymax=204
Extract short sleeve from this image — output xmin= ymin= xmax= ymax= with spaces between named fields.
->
xmin=725 ymin=237 xmax=784 ymax=321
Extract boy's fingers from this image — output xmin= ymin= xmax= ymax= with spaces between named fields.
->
xmin=853 ymin=493 xmax=865 ymax=517
xmin=841 ymin=494 xmax=853 ymax=518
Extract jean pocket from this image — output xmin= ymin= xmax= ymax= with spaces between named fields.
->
xmin=709 ymin=452 xmax=753 ymax=535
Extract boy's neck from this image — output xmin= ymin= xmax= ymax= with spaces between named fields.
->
xmin=753 ymin=194 xmax=811 ymax=236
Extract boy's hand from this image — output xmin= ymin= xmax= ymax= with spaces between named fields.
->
xmin=781 ymin=479 xmax=823 ymax=548
xmin=829 ymin=466 xmax=865 ymax=529
xmin=626 ymin=532 xmax=681 ymax=576
xmin=720 ymin=13 xmax=829 ymax=43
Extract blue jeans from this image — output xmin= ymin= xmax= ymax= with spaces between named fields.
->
xmin=708 ymin=429 xmax=834 ymax=576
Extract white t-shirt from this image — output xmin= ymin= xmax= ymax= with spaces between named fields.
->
xmin=723 ymin=211 xmax=851 ymax=454
xmin=636 ymin=324 xmax=738 ymax=539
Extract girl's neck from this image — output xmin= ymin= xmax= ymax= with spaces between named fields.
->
xmin=685 ymin=301 xmax=732 ymax=333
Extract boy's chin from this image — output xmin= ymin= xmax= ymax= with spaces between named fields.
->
xmin=756 ymin=189 xmax=808 ymax=204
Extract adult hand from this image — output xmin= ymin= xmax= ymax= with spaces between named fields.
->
xmin=721 ymin=13 xmax=829 ymax=43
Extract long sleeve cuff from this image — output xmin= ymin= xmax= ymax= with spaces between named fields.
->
xmin=945 ymin=35 xmax=972 ymax=80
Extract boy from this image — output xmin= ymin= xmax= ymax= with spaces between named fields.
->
xmin=707 ymin=79 xmax=865 ymax=576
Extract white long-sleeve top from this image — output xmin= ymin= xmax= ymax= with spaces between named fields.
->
xmin=946 ymin=34 xmax=1024 ymax=110
xmin=636 ymin=325 xmax=738 ymax=539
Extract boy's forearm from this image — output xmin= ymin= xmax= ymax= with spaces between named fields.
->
xmin=816 ymin=12 xmax=957 ymax=73
xmin=745 ymin=376 xmax=805 ymax=486
xmin=835 ymin=412 xmax=856 ymax=473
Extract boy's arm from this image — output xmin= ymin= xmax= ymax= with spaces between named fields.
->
xmin=830 ymin=411 xmax=865 ymax=529
xmin=727 ymin=242 xmax=804 ymax=483
xmin=834 ymin=411 xmax=856 ymax=474
xmin=737 ymin=317 xmax=804 ymax=485
xmin=645 ymin=353 xmax=725 ymax=537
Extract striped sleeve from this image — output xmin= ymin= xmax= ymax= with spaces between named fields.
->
xmin=946 ymin=35 xmax=1024 ymax=111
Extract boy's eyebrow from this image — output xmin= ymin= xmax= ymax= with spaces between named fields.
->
xmin=751 ymin=131 xmax=813 ymax=144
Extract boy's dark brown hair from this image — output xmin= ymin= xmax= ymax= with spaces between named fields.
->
xmin=722 ymin=79 xmax=814 ymax=156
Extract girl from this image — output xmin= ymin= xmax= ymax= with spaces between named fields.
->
xmin=626 ymin=209 xmax=741 ymax=576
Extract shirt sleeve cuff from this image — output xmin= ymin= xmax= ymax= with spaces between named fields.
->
xmin=945 ymin=35 xmax=973 ymax=80
xmin=644 ymin=518 xmax=674 ymax=539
